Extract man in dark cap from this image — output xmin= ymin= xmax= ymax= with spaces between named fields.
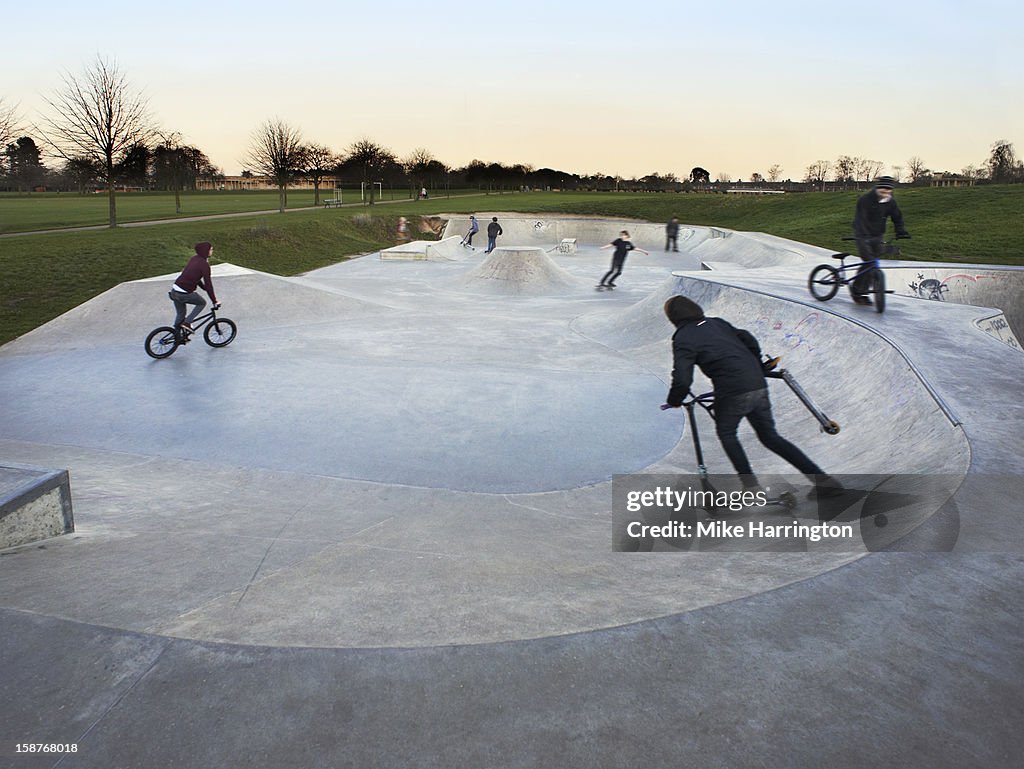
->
xmin=850 ymin=176 xmax=910 ymax=304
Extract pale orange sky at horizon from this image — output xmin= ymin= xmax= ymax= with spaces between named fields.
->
xmin=5 ymin=0 xmax=1021 ymax=181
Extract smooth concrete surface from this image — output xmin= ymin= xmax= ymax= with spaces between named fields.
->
xmin=1 ymin=221 xmax=1021 ymax=767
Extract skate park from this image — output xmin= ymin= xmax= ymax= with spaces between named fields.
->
xmin=2 ymin=214 xmax=1022 ymax=767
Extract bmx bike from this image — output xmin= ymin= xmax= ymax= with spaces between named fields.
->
xmin=807 ymin=237 xmax=907 ymax=313
xmin=145 ymin=304 xmax=236 ymax=359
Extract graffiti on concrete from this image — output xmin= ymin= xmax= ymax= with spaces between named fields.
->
xmin=752 ymin=312 xmax=822 ymax=353
xmin=977 ymin=315 xmax=1022 ymax=351
xmin=908 ymin=274 xmax=950 ymax=301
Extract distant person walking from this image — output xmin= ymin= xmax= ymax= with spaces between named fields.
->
xmin=485 ymin=217 xmax=503 ymax=253
xmin=396 ymin=216 xmax=410 ymax=243
xmin=666 ymin=217 xmax=681 ymax=252
xmin=462 ymin=215 xmax=480 ymax=247
xmin=597 ymin=231 xmax=648 ymax=289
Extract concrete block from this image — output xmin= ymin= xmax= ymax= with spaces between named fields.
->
xmin=0 ymin=464 xmax=74 ymax=549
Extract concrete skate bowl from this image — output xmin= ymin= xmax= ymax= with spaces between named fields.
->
xmin=886 ymin=264 xmax=1024 ymax=350
xmin=576 ymin=272 xmax=970 ymax=545
xmin=689 ymin=229 xmax=830 ymax=269
xmin=441 ymin=213 xmax=706 ymax=254
xmin=456 ymin=246 xmax=580 ymax=295
xmin=0 ymin=228 xmax=976 ymax=650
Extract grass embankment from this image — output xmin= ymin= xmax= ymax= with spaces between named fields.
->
xmin=1 ymin=187 xmax=1021 ymax=346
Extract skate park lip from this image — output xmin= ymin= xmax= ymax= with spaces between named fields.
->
xmin=0 ymin=217 xmax=1021 ymax=649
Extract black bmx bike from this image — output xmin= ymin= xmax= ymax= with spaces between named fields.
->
xmin=145 ymin=304 xmax=237 ymax=359
xmin=807 ymin=237 xmax=907 ymax=313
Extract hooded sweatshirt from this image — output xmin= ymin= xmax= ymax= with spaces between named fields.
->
xmin=666 ymin=303 xmax=765 ymax=406
xmin=174 ymin=242 xmax=217 ymax=302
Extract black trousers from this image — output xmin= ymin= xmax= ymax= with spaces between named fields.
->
xmin=851 ymin=236 xmax=883 ymax=295
xmin=714 ymin=388 xmax=824 ymax=479
xmin=600 ymin=255 xmax=626 ymax=285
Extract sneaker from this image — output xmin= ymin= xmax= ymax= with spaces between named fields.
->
xmin=851 ymin=295 xmax=872 ymax=306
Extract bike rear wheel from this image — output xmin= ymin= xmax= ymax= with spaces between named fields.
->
xmin=145 ymin=326 xmax=180 ymax=359
xmin=808 ymin=265 xmax=840 ymax=301
xmin=870 ymin=269 xmax=886 ymax=313
xmin=204 ymin=318 xmax=237 ymax=347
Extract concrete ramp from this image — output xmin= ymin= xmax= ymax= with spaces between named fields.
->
xmin=457 ymin=246 xmax=580 ymax=295
xmin=2 ymin=264 xmax=390 ymax=353
xmin=380 ymin=236 xmax=478 ymax=261
xmin=442 ymin=214 xmax=703 ymax=255
xmin=694 ymin=230 xmax=819 ymax=269
xmin=886 ymin=264 xmax=1024 ymax=346
xmin=585 ymin=274 xmax=969 ymax=477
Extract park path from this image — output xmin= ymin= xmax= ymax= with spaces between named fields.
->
xmin=0 ymin=191 xmax=498 ymax=238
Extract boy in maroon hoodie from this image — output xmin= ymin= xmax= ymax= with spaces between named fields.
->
xmin=170 ymin=242 xmax=219 ymax=332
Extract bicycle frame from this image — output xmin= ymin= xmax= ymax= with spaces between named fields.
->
xmin=178 ymin=306 xmax=221 ymax=337
xmin=829 ymin=255 xmax=879 ymax=287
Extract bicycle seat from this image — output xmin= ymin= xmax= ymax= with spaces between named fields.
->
xmin=831 ymin=252 xmax=850 ymax=260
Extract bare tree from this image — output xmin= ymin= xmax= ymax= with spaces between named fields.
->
xmin=767 ymin=164 xmax=783 ymax=183
xmin=403 ymin=147 xmax=434 ymax=194
xmin=37 ymin=56 xmax=155 ymax=227
xmin=302 ymin=143 xmax=336 ymax=206
xmin=0 ymin=97 xmax=22 ymax=148
xmin=245 ymin=118 xmax=306 ymax=212
xmin=804 ymin=160 xmax=831 ymax=191
xmin=906 ymin=156 xmax=928 ymax=183
xmin=855 ymin=157 xmax=883 ymax=182
xmin=342 ymin=138 xmax=397 ymax=204
xmin=835 ymin=155 xmax=856 ymax=186
xmin=155 ymin=132 xmax=188 ymax=213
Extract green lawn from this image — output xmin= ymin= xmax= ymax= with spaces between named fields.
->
xmin=1 ymin=186 xmax=1021 ymax=345
xmin=0 ymin=188 xmax=482 ymax=233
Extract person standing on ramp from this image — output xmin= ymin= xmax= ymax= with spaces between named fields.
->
xmin=485 ymin=217 xmax=503 ymax=253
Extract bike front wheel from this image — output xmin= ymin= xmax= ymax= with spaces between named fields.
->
xmin=808 ymin=265 xmax=840 ymax=301
xmin=145 ymin=326 xmax=180 ymax=359
xmin=204 ymin=318 xmax=237 ymax=347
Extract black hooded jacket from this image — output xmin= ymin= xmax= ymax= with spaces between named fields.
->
xmin=667 ymin=317 xmax=765 ymax=406
xmin=853 ymin=190 xmax=908 ymax=239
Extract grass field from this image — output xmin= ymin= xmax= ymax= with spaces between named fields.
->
xmin=1 ymin=186 xmax=1021 ymax=345
xmin=0 ymin=188 xmax=483 ymax=233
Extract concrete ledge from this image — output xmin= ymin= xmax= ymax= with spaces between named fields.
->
xmin=0 ymin=464 xmax=74 ymax=549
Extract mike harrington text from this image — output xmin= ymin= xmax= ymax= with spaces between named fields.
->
xmin=626 ymin=519 xmax=856 ymax=543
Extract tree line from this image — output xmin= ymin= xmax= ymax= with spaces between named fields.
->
xmin=2 ymin=57 xmax=1021 ymax=227
xmin=801 ymin=142 xmax=1023 ymax=190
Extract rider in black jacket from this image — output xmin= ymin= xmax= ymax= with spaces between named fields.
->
xmin=662 ymin=296 xmax=834 ymax=491
xmin=850 ymin=176 xmax=909 ymax=304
